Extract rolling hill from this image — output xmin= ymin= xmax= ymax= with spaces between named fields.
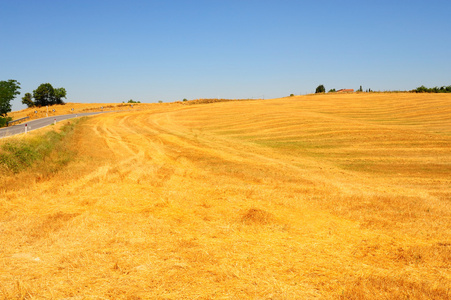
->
xmin=1 ymin=93 xmax=450 ymax=299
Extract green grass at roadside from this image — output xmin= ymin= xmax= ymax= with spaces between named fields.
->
xmin=0 ymin=118 xmax=82 ymax=174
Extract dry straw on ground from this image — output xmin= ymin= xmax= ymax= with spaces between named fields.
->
xmin=1 ymin=93 xmax=450 ymax=299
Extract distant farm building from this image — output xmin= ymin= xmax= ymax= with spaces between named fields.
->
xmin=337 ymin=89 xmax=354 ymax=93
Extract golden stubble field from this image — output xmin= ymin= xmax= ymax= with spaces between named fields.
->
xmin=1 ymin=93 xmax=450 ymax=299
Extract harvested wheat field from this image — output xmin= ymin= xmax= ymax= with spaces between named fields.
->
xmin=1 ymin=93 xmax=450 ymax=299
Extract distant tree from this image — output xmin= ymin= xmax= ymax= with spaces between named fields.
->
xmin=127 ymin=99 xmax=140 ymax=103
xmin=33 ymin=83 xmax=66 ymax=106
xmin=418 ymin=85 xmax=428 ymax=93
xmin=315 ymin=85 xmax=325 ymax=93
xmin=289 ymin=94 xmax=294 ymax=97
xmin=33 ymin=83 xmax=55 ymax=106
xmin=182 ymin=98 xmax=188 ymax=101
xmin=358 ymin=85 xmax=363 ymax=92
xmin=328 ymin=89 xmax=336 ymax=93
xmin=0 ymin=79 xmax=21 ymax=117
xmin=54 ymin=87 xmax=67 ymax=104
xmin=22 ymin=92 xmax=35 ymax=108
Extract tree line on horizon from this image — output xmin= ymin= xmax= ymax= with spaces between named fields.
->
xmin=314 ymin=84 xmax=451 ymax=94
xmin=412 ymin=85 xmax=451 ymax=93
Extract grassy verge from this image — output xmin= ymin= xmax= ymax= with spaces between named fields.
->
xmin=0 ymin=118 xmax=81 ymax=174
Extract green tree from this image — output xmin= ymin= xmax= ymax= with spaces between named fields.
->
xmin=414 ymin=85 xmax=428 ymax=93
xmin=33 ymin=83 xmax=66 ymax=106
xmin=33 ymin=83 xmax=55 ymax=106
xmin=328 ymin=89 xmax=336 ymax=93
xmin=54 ymin=87 xmax=67 ymax=104
xmin=22 ymin=92 xmax=35 ymax=108
xmin=0 ymin=79 xmax=21 ymax=117
xmin=315 ymin=84 xmax=325 ymax=93
xmin=414 ymin=85 xmax=451 ymax=93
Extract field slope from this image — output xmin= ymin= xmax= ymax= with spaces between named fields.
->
xmin=1 ymin=93 xmax=450 ymax=299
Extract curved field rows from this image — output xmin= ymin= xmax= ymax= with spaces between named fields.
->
xmin=1 ymin=93 xmax=450 ymax=299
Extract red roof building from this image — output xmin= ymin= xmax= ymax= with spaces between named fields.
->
xmin=337 ymin=89 xmax=354 ymax=93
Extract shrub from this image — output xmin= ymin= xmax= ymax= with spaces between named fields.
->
xmin=0 ymin=116 xmax=12 ymax=128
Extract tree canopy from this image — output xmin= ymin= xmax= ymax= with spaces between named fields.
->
xmin=54 ymin=87 xmax=67 ymax=103
xmin=413 ymin=85 xmax=451 ymax=93
xmin=0 ymin=79 xmax=21 ymax=117
xmin=33 ymin=83 xmax=66 ymax=106
xmin=22 ymin=92 xmax=35 ymax=108
xmin=315 ymin=84 xmax=325 ymax=93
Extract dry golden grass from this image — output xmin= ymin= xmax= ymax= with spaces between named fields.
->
xmin=1 ymin=93 xmax=450 ymax=299
xmin=7 ymin=102 xmax=167 ymax=123
xmin=7 ymin=98 xmax=239 ymax=123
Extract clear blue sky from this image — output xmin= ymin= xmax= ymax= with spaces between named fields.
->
xmin=2 ymin=0 xmax=450 ymax=111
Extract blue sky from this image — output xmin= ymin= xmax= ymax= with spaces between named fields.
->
xmin=1 ymin=0 xmax=450 ymax=111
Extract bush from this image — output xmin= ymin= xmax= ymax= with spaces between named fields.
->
xmin=0 ymin=116 xmax=12 ymax=128
xmin=127 ymin=99 xmax=141 ymax=103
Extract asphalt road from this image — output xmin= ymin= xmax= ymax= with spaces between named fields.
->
xmin=0 ymin=112 xmax=110 ymax=139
